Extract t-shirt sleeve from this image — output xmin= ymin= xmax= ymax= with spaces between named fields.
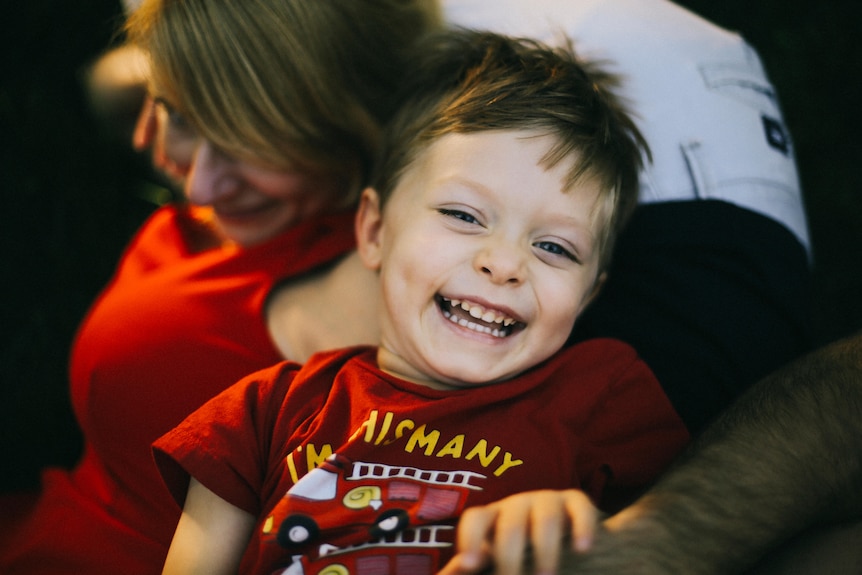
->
xmin=152 ymin=361 xmax=299 ymax=515
xmin=571 ymin=200 xmax=812 ymax=434
xmin=576 ymin=341 xmax=691 ymax=511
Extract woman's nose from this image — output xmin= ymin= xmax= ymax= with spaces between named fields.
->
xmin=184 ymin=140 xmax=240 ymax=205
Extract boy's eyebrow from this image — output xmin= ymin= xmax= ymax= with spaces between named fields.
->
xmin=440 ymin=176 xmax=599 ymax=235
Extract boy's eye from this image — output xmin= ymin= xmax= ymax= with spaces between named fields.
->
xmin=439 ymin=208 xmax=479 ymax=224
xmin=534 ymin=241 xmax=578 ymax=262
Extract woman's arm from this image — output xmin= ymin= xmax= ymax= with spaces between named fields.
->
xmin=556 ymin=331 xmax=862 ymax=574
xmin=162 ymin=478 xmax=256 ymax=575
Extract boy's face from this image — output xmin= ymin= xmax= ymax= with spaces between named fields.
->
xmin=357 ymin=130 xmax=606 ymax=389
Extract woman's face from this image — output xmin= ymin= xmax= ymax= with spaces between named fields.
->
xmin=139 ymin=97 xmax=346 ymax=247
xmin=183 ymin=139 xmax=345 ymax=247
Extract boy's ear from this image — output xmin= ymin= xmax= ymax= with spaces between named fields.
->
xmin=355 ymin=187 xmax=384 ymax=271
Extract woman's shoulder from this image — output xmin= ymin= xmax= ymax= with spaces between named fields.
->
xmin=109 ymin=204 xmax=216 ymax=276
xmin=126 ymin=203 xmax=218 ymax=254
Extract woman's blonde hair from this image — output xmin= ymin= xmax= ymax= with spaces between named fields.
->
xmin=126 ymin=0 xmax=442 ymax=204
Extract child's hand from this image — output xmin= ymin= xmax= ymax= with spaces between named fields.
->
xmin=438 ymin=489 xmax=603 ymax=575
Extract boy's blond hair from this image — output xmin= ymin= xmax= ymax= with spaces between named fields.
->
xmin=126 ymin=0 xmax=442 ymax=205
xmin=372 ymin=29 xmax=649 ymax=269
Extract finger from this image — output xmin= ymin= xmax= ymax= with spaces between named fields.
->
xmin=454 ymin=505 xmax=499 ymax=572
xmin=489 ymin=498 xmax=532 ymax=575
xmin=437 ymin=548 xmax=494 ymax=575
xmin=565 ymin=490 xmax=600 ymax=552
xmin=527 ymin=492 xmax=566 ymax=575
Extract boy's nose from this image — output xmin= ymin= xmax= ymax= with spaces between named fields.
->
xmin=184 ymin=140 xmax=241 ymax=205
xmin=474 ymin=243 xmax=526 ymax=285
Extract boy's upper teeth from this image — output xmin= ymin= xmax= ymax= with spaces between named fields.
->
xmin=444 ymin=297 xmax=516 ymax=326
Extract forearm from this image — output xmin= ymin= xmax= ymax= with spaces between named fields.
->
xmin=557 ymin=332 xmax=862 ymax=574
xmin=163 ymin=478 xmax=255 ymax=575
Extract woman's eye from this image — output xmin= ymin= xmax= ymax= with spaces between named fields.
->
xmin=439 ymin=208 xmax=479 ymax=224
xmin=155 ymin=99 xmax=197 ymax=135
xmin=166 ymin=110 xmax=194 ymax=133
xmin=534 ymin=241 xmax=577 ymax=262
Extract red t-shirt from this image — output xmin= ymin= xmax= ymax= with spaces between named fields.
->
xmin=0 ymin=205 xmax=357 ymax=575
xmin=155 ymin=342 xmax=690 ymax=574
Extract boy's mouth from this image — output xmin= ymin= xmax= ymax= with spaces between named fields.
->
xmin=437 ymin=296 xmax=524 ymax=338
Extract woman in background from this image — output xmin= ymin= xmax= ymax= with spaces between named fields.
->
xmin=0 ymin=1 xmax=440 ymax=573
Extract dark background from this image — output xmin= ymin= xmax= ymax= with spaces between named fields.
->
xmin=2 ymin=0 xmax=861 ymax=491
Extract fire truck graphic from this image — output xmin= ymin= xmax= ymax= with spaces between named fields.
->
xmin=262 ymin=454 xmax=485 ymax=553
xmin=274 ymin=525 xmax=453 ymax=575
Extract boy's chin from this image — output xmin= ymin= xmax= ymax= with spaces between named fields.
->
xmin=429 ymin=362 xmax=521 ymax=389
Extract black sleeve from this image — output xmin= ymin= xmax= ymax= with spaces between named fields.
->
xmin=569 ymin=199 xmax=813 ymax=434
